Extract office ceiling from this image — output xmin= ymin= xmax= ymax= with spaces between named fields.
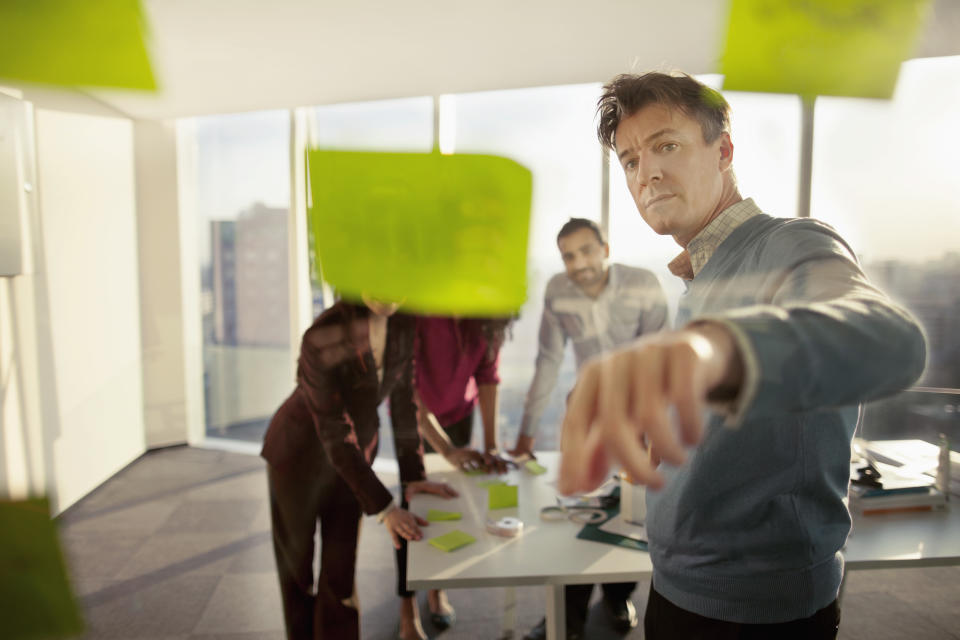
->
xmin=83 ymin=0 xmax=960 ymax=120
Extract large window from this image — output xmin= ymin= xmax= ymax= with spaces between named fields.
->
xmin=812 ymin=56 xmax=960 ymax=443
xmin=186 ymin=110 xmax=292 ymax=442
xmin=446 ymin=83 xmax=603 ymax=451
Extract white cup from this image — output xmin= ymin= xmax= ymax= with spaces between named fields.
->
xmin=621 ymin=479 xmax=646 ymax=525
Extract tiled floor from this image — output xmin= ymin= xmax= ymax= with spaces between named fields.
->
xmin=58 ymin=446 xmax=960 ymax=639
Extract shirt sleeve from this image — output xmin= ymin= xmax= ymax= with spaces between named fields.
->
xmin=699 ymin=221 xmax=926 ymax=426
xmin=297 ymin=322 xmax=395 ymax=515
xmin=519 ymin=300 xmax=567 ymax=439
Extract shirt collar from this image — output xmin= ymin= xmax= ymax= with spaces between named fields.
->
xmin=668 ymin=198 xmax=761 ymax=280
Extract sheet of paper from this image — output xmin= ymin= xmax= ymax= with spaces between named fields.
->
xmin=307 ymin=149 xmax=532 ymax=315
xmin=428 ymin=529 xmax=477 ymax=552
xmin=488 ymin=484 xmax=519 ymax=510
xmin=0 ymin=497 xmax=85 ymax=638
xmin=721 ymin=0 xmax=930 ymax=98
xmin=427 ymin=509 xmax=462 ymax=522
xmin=598 ymin=513 xmax=648 ymax=543
xmin=0 ymin=0 xmax=157 ymax=89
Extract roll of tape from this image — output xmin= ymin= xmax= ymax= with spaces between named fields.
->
xmin=486 ymin=516 xmax=524 ymax=537
xmin=568 ymin=508 xmax=607 ymax=524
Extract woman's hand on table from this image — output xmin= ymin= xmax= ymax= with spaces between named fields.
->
xmin=404 ymin=480 xmax=459 ymax=503
xmin=383 ymin=507 xmax=428 ymax=549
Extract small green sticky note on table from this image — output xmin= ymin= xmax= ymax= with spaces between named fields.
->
xmin=488 ymin=484 xmax=518 ymax=510
xmin=429 ymin=530 xmax=476 ymax=552
xmin=477 ymin=478 xmax=507 ymax=488
xmin=524 ymin=460 xmax=547 ymax=475
xmin=307 ymin=149 xmax=532 ymax=315
xmin=720 ymin=0 xmax=930 ymax=99
xmin=427 ymin=509 xmax=461 ymax=522
xmin=463 ymin=469 xmax=487 ymax=477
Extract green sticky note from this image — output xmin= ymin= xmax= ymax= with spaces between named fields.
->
xmin=463 ymin=469 xmax=487 ymax=477
xmin=0 ymin=0 xmax=157 ymax=90
xmin=307 ymin=150 xmax=532 ymax=315
xmin=488 ymin=484 xmax=519 ymax=510
xmin=0 ymin=498 xmax=85 ymax=638
xmin=477 ymin=478 xmax=507 ymax=488
xmin=721 ymin=0 xmax=931 ymax=98
xmin=427 ymin=509 xmax=462 ymax=522
xmin=524 ymin=460 xmax=548 ymax=475
xmin=428 ymin=529 xmax=477 ymax=552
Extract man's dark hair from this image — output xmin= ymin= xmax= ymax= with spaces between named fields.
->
xmin=596 ymin=72 xmax=731 ymax=151
xmin=557 ymin=218 xmax=605 ymax=246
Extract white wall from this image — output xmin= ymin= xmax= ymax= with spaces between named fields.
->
xmin=134 ymin=120 xmax=203 ymax=447
xmin=32 ymin=108 xmax=146 ymax=512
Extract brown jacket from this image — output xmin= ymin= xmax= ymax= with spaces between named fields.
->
xmin=261 ymin=302 xmax=425 ymax=515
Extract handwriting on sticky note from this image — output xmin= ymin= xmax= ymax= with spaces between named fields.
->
xmin=427 ymin=509 xmax=462 ymax=522
xmin=488 ymin=484 xmax=519 ymax=510
xmin=721 ymin=0 xmax=930 ymax=98
xmin=307 ymin=150 xmax=532 ymax=315
xmin=0 ymin=0 xmax=157 ymax=89
xmin=428 ymin=530 xmax=477 ymax=552
xmin=0 ymin=497 xmax=85 ymax=638
xmin=524 ymin=460 xmax=547 ymax=475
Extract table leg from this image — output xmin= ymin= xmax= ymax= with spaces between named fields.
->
xmin=545 ymin=584 xmax=566 ymax=640
xmin=499 ymin=586 xmax=517 ymax=639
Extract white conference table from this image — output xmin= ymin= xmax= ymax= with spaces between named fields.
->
xmin=407 ymin=448 xmax=960 ymax=640
xmin=406 ymin=451 xmax=651 ymax=640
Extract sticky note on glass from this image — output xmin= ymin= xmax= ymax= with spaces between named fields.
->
xmin=0 ymin=0 xmax=157 ymax=90
xmin=307 ymin=150 xmax=532 ymax=315
xmin=427 ymin=509 xmax=462 ymax=522
xmin=428 ymin=530 xmax=477 ymax=552
xmin=488 ymin=484 xmax=519 ymax=510
xmin=721 ymin=0 xmax=931 ymax=98
xmin=524 ymin=460 xmax=548 ymax=475
xmin=0 ymin=498 xmax=84 ymax=638
xmin=477 ymin=478 xmax=507 ymax=488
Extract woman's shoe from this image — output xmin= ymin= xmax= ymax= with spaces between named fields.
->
xmin=429 ymin=608 xmax=456 ymax=630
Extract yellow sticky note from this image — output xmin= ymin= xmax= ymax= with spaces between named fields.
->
xmin=721 ymin=0 xmax=931 ymax=98
xmin=427 ymin=509 xmax=462 ymax=522
xmin=428 ymin=530 xmax=477 ymax=552
xmin=0 ymin=498 xmax=85 ymax=638
xmin=488 ymin=484 xmax=519 ymax=510
xmin=307 ymin=150 xmax=532 ymax=315
xmin=0 ymin=0 xmax=157 ymax=90
xmin=524 ymin=460 xmax=547 ymax=476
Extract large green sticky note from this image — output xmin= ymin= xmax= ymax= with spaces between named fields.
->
xmin=427 ymin=509 xmax=462 ymax=522
xmin=488 ymin=484 xmax=519 ymax=510
xmin=428 ymin=530 xmax=477 ymax=552
xmin=721 ymin=0 xmax=931 ymax=98
xmin=307 ymin=150 xmax=532 ymax=315
xmin=0 ymin=0 xmax=157 ymax=90
xmin=0 ymin=498 xmax=85 ymax=638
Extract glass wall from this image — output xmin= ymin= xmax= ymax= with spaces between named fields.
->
xmin=811 ymin=55 xmax=960 ymax=445
xmin=447 ymin=83 xmax=603 ymax=451
xmin=187 ymin=110 xmax=292 ymax=442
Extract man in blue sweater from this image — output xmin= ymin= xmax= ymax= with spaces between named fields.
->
xmin=558 ymin=72 xmax=926 ymax=639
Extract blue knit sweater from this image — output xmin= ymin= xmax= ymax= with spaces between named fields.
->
xmin=646 ymin=213 xmax=926 ymax=623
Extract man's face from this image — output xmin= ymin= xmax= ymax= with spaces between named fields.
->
xmin=558 ymin=228 xmax=609 ymax=289
xmin=614 ymin=103 xmax=732 ymax=246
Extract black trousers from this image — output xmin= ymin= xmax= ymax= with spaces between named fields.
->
xmin=268 ymin=465 xmax=362 ymax=640
xmin=565 ymin=581 xmax=637 ymax=631
xmin=397 ymin=411 xmax=474 ymax=597
xmin=644 ymin=584 xmax=841 ymax=640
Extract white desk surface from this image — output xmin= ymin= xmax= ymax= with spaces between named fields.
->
xmin=407 ymin=445 xmax=960 ymax=590
xmin=406 ymin=451 xmax=652 ymax=591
